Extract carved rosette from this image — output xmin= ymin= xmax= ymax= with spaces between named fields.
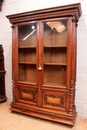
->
xmin=72 ymin=16 xmax=78 ymax=26
xmin=69 ymin=80 xmax=75 ymax=114
xmin=12 ymin=81 xmax=16 ymax=102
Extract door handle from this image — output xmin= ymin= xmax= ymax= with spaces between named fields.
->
xmin=38 ymin=65 xmax=42 ymax=70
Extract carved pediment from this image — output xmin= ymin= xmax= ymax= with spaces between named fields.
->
xmin=0 ymin=0 xmax=3 ymax=11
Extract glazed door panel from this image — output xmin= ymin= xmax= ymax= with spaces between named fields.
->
xmin=14 ymin=23 xmax=39 ymax=104
xmin=18 ymin=23 xmax=37 ymax=84
xmin=43 ymin=19 xmax=67 ymax=87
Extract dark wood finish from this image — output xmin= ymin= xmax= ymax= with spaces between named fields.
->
xmin=6 ymin=3 xmax=82 ymax=127
xmin=0 ymin=45 xmax=7 ymax=102
xmin=0 ymin=0 xmax=3 ymax=11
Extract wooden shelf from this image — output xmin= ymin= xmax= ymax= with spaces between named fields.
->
xmin=0 ymin=70 xmax=6 ymax=73
xmin=19 ymin=46 xmax=36 ymax=49
xmin=0 ymin=58 xmax=4 ymax=60
xmin=44 ymin=45 xmax=67 ymax=48
xmin=44 ymin=62 xmax=67 ymax=66
xmin=0 ymin=71 xmax=6 ymax=78
xmin=19 ymin=45 xmax=67 ymax=48
xmin=42 ymin=82 xmax=66 ymax=87
xmin=19 ymin=62 xmax=36 ymax=65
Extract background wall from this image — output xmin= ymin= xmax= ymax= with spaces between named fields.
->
xmin=0 ymin=0 xmax=87 ymax=118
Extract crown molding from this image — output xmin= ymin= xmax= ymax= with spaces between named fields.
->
xmin=7 ymin=3 xmax=82 ymax=24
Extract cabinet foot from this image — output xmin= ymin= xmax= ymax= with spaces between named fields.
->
xmin=12 ymin=111 xmax=15 ymax=113
xmin=67 ymin=125 xmax=73 ymax=128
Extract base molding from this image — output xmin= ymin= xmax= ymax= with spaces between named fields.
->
xmin=10 ymin=103 xmax=77 ymax=127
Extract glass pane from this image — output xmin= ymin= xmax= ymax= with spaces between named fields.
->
xmin=19 ymin=48 xmax=36 ymax=63
xmin=19 ymin=64 xmax=36 ymax=83
xmin=18 ymin=24 xmax=36 ymax=47
xmin=44 ymin=65 xmax=66 ymax=86
xmin=18 ymin=23 xmax=37 ymax=83
xmin=43 ymin=20 xmax=67 ymax=86
xmin=44 ymin=48 xmax=66 ymax=64
xmin=44 ymin=20 xmax=67 ymax=46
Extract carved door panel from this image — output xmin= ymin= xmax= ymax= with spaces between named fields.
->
xmin=17 ymin=84 xmax=37 ymax=105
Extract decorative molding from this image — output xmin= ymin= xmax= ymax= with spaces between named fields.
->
xmin=0 ymin=0 xmax=3 ymax=11
xmin=69 ymin=80 xmax=75 ymax=114
xmin=11 ymin=25 xmax=15 ymax=29
xmin=6 ymin=3 xmax=82 ymax=24
xmin=12 ymin=81 xmax=16 ymax=102
xmin=72 ymin=16 xmax=77 ymax=22
xmin=11 ymin=103 xmax=73 ymax=121
xmin=71 ymin=16 xmax=77 ymax=27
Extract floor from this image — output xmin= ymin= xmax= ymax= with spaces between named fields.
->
xmin=0 ymin=102 xmax=87 ymax=130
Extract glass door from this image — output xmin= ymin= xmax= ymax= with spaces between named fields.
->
xmin=18 ymin=23 xmax=37 ymax=83
xmin=43 ymin=20 xmax=67 ymax=87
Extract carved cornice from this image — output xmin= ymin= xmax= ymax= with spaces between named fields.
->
xmin=6 ymin=3 xmax=82 ymax=24
xmin=0 ymin=0 xmax=3 ymax=11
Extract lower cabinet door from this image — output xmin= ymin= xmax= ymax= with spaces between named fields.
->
xmin=17 ymin=85 xmax=38 ymax=106
xmin=42 ymin=89 xmax=68 ymax=113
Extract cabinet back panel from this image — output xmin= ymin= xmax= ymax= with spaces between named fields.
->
xmin=19 ymin=64 xmax=36 ymax=83
xmin=19 ymin=48 xmax=36 ymax=63
xmin=44 ymin=21 xmax=67 ymax=46
xmin=43 ymin=65 xmax=66 ymax=86
xmin=44 ymin=48 xmax=67 ymax=64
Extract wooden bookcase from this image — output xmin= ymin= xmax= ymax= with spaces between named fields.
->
xmin=0 ymin=45 xmax=7 ymax=102
xmin=7 ymin=3 xmax=82 ymax=127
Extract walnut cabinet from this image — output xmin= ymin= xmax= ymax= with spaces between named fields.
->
xmin=7 ymin=3 xmax=82 ymax=126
